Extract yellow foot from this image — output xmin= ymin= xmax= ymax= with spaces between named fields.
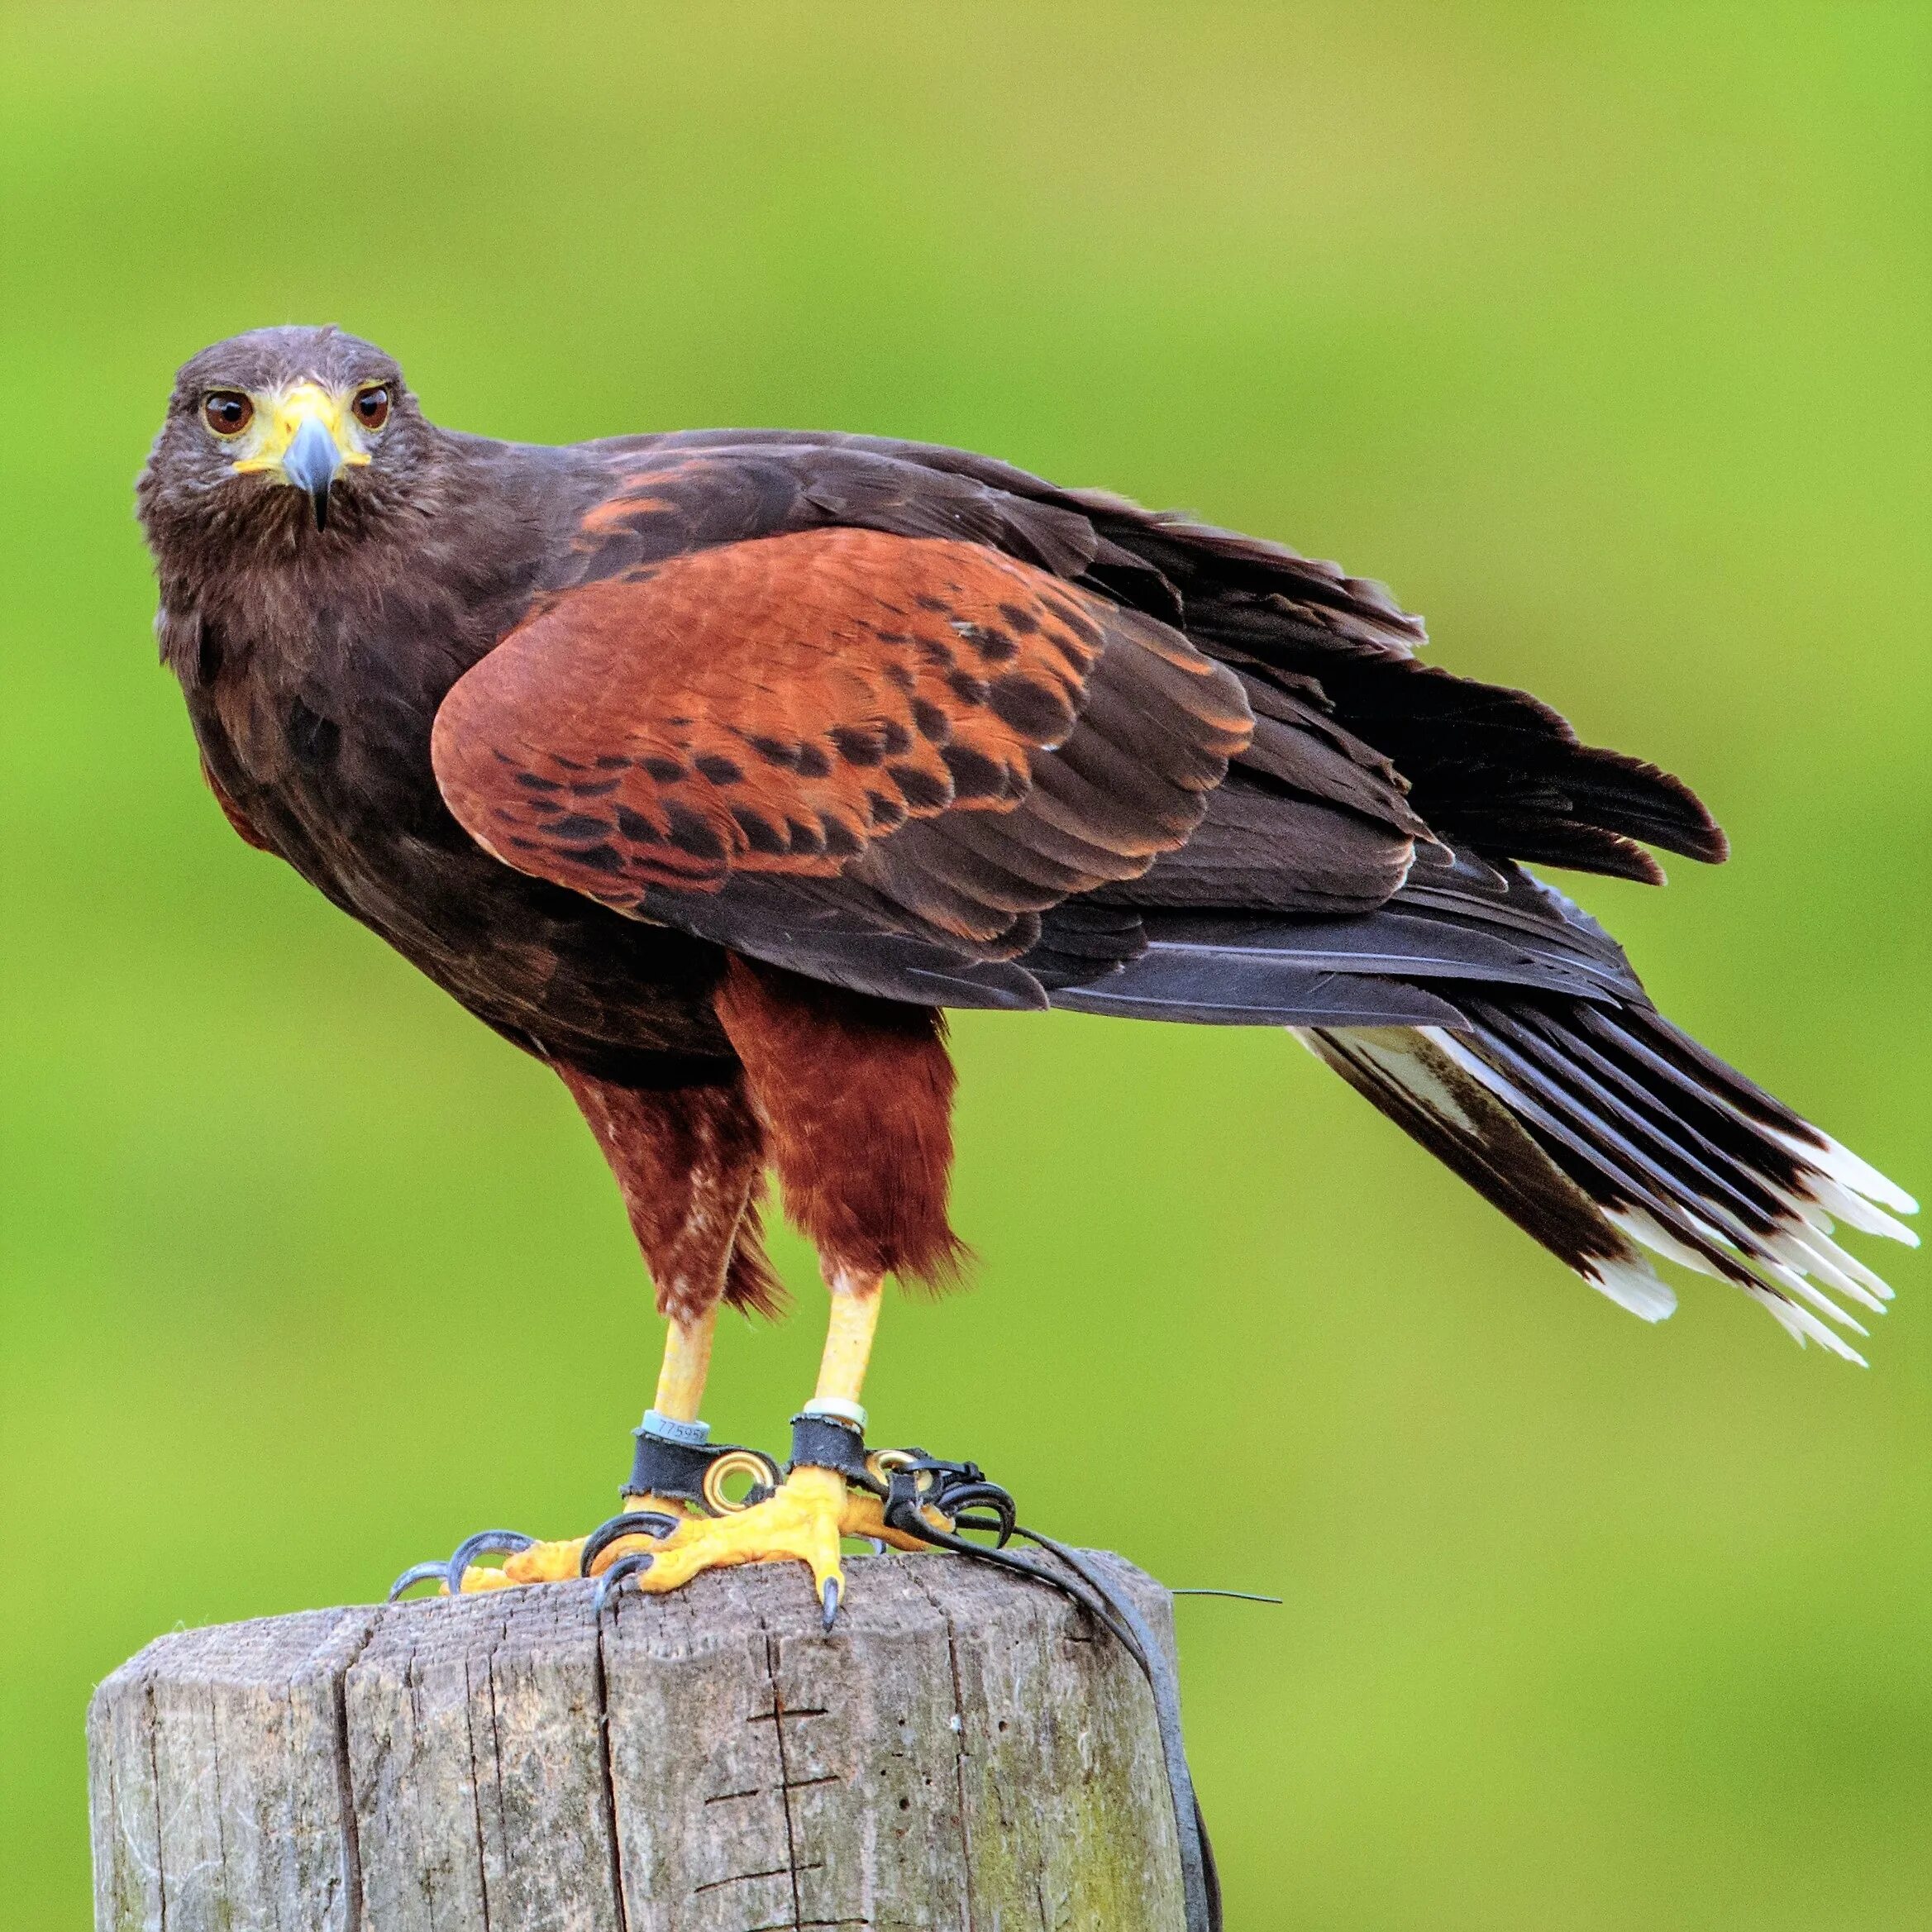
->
xmin=394 ymin=1475 xmax=941 ymax=1615
xmin=458 ymin=1538 xmax=586 ymax=1591
xmin=603 ymin=1467 xmax=937 ymax=1626
xmin=412 ymin=1496 xmax=698 ymax=1597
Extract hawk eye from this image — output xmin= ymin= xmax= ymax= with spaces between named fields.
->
xmin=353 ymin=385 xmax=391 ymax=431
xmin=203 ymin=391 xmax=254 ymax=436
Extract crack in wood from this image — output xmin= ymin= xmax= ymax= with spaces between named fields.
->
xmin=694 ymin=1858 xmax=825 ymax=1895
xmin=736 ymin=1920 xmax=871 ymax=1930
xmin=333 ymin=1612 xmax=378 ymax=1931
xmin=761 ymin=1630 xmax=813 ymax=1932
xmin=913 ymin=1567 xmax=979 ymax=1932
xmin=144 ymin=1678 xmax=169 ymax=1932
xmin=735 ymin=1920 xmax=871 ymax=1930
xmin=204 ymin=1683 xmax=229 ymax=1917
xmin=745 ymin=1702 xmax=829 ymax=1724
xmin=461 ymin=1653 xmax=494 ymax=1932
xmin=484 ymin=1629 xmax=512 ymax=1930
xmin=593 ymin=1613 xmax=635 ymax=1932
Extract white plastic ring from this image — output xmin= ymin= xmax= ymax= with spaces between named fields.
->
xmin=800 ymin=1396 xmax=867 ymax=1431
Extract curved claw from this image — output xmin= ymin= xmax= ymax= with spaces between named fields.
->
xmin=580 ymin=1510 xmax=682 ymax=1577
xmin=388 ymin=1559 xmax=451 ymax=1604
xmin=821 ymin=1576 xmax=841 ymax=1633
xmin=593 ymin=1548 xmax=656 ymax=1615
xmin=446 ymin=1529 xmax=537 ymax=1596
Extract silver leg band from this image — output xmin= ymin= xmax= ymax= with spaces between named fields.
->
xmin=638 ymin=1410 xmax=711 ymax=1448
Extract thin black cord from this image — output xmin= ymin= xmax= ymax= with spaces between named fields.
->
xmin=884 ymin=1462 xmax=1224 ymax=1932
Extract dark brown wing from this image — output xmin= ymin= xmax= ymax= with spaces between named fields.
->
xmin=432 ymin=527 xmax=1252 ymax=988
xmin=432 ymin=431 xmax=1720 ymax=1009
xmin=961 ymin=467 xmax=1729 ymax=880
xmin=607 ymin=431 xmax=1724 ymax=882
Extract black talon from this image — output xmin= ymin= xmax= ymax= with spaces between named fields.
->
xmin=444 ymin=1529 xmax=537 ymax=1596
xmin=821 ymin=1577 xmax=841 ymax=1632
xmin=579 ymin=1510 xmax=682 ymax=1577
xmin=388 ymin=1559 xmax=451 ymax=1603
xmin=593 ymin=1548 xmax=655 ymax=1614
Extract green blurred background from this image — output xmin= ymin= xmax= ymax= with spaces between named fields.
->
xmin=2 ymin=4 xmax=1926 ymax=1925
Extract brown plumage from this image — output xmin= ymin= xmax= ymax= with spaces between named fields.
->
xmin=431 ymin=527 xmax=1250 ymax=937
xmin=140 ymin=325 xmax=1914 ymax=1405
xmin=714 ymin=956 xmax=965 ymax=1290
xmin=556 ymin=1065 xmax=780 ymax=1322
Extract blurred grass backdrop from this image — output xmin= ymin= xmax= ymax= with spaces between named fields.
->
xmin=2 ymin=4 xmax=1928 ymax=1926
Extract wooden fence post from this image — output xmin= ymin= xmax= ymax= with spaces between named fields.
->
xmin=88 ymin=1548 xmax=1188 ymax=1930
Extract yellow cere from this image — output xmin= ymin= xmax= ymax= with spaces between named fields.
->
xmin=228 ymin=381 xmax=374 ymax=476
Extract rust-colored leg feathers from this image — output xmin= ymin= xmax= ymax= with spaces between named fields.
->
xmin=437 ymin=965 xmax=965 ymax=1606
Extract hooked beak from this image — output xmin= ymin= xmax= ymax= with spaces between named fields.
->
xmin=231 ymin=382 xmax=368 ymax=531
xmin=283 ymin=413 xmax=342 ymax=531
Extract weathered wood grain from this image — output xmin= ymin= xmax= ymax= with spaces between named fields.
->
xmin=88 ymin=1549 xmax=1186 ymax=1931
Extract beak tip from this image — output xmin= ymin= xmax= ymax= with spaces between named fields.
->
xmin=283 ymin=412 xmax=345 ymax=532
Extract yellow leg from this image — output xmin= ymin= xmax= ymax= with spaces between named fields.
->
xmin=651 ymin=1307 xmax=715 ymax=1424
xmin=470 ymin=1306 xmax=719 ymax=1590
xmin=453 ymin=1281 xmax=926 ymax=1611
xmin=810 ymin=1268 xmax=883 ymax=1419
xmin=624 ymin=1269 xmax=920 ymax=1621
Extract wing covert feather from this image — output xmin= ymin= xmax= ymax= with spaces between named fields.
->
xmin=432 ymin=527 xmax=1253 ymax=973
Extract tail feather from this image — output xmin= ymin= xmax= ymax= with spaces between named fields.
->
xmin=1301 ymin=998 xmax=1914 ymax=1362
xmin=1298 ymin=1025 xmax=1679 ymax=1323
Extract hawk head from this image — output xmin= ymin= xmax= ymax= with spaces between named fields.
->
xmin=138 ymin=325 xmax=432 ymax=559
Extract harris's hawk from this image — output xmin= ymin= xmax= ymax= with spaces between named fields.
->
xmin=139 ymin=327 xmax=1916 ymax=1616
